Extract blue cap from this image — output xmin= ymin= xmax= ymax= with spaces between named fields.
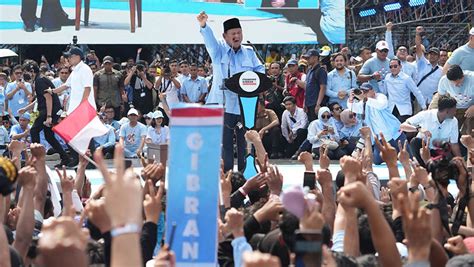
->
xmin=304 ymin=49 xmax=320 ymax=57
xmin=20 ymin=112 xmax=31 ymax=120
xmin=360 ymin=82 xmax=373 ymax=90
xmin=286 ymin=59 xmax=298 ymax=66
xmin=63 ymin=47 xmax=84 ymax=59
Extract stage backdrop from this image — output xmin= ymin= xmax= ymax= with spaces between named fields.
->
xmin=0 ymin=0 xmax=345 ymax=44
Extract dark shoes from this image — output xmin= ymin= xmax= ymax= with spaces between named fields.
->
xmin=54 ymin=157 xmax=79 ymax=169
xmin=24 ymin=25 xmax=35 ymax=32
xmin=291 ymin=150 xmax=302 ymax=160
xmin=42 ymin=26 xmax=61 ymax=32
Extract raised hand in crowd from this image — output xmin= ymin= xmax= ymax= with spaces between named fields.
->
xmin=242 ymin=251 xmax=281 ymax=267
xmin=143 ymin=180 xmax=164 ymax=223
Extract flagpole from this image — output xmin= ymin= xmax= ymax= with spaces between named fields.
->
xmin=68 ymin=143 xmax=99 ymax=169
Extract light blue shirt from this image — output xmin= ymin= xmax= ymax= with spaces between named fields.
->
xmin=106 ymin=120 xmax=121 ymax=141
xmin=348 ymin=93 xmax=402 ymax=142
xmin=146 ymin=126 xmax=169 ymax=145
xmin=93 ymin=124 xmax=116 ymax=148
xmin=386 ymin=31 xmax=417 ymax=81
xmin=340 ymin=121 xmax=362 ymax=139
xmin=0 ymin=86 xmax=5 ymax=114
xmin=320 ymin=0 xmax=345 ymax=44
xmin=5 ymin=81 xmax=32 ymax=117
xmin=447 ymin=43 xmax=474 ymax=71
xmin=326 ymin=68 xmax=357 ymax=108
xmin=0 ymin=126 xmax=9 ymax=145
xmin=9 ymin=124 xmax=30 ymax=142
xmin=231 ymin=236 xmax=252 ymax=267
xmin=438 ymin=71 xmax=474 ymax=109
xmin=382 ymin=72 xmax=426 ymax=116
xmin=416 ymin=54 xmax=443 ymax=105
xmin=119 ymin=122 xmax=147 ymax=153
xmin=200 ymin=24 xmax=265 ymax=114
xmin=181 ymin=76 xmax=208 ymax=103
xmin=359 ymin=57 xmax=390 ymax=93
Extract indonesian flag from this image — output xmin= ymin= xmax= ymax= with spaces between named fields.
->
xmin=53 ymin=100 xmax=109 ymax=155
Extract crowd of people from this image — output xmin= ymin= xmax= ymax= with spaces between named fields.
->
xmin=0 ymin=9 xmax=474 ymax=267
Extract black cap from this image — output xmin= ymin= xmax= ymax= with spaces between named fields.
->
xmin=63 ymin=47 xmax=84 ymax=59
xmin=304 ymin=49 xmax=319 ymax=57
xmin=223 ymin=18 xmax=241 ymax=32
xmin=427 ymin=47 xmax=440 ymax=55
xmin=103 ymin=56 xmax=114 ymax=64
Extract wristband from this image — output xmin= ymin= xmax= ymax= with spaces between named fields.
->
xmin=47 ymin=115 xmax=52 ymax=118
xmin=111 ymin=223 xmax=141 ymax=237
xmin=409 ymin=186 xmax=419 ymax=193
xmin=238 ymin=187 xmax=247 ymax=196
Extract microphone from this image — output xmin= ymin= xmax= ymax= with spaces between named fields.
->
xmin=246 ymin=40 xmax=265 ymax=65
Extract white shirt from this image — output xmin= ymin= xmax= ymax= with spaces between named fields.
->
xmin=416 ymin=54 xmax=443 ymax=105
xmin=281 ymin=107 xmax=308 ymax=142
xmin=159 ymin=77 xmax=180 ymax=107
xmin=382 ymin=72 xmax=426 ymax=116
xmin=66 ymin=61 xmax=95 ymax=114
xmin=406 ymin=109 xmax=459 ymax=149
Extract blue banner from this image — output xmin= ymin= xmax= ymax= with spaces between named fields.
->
xmin=166 ymin=105 xmax=223 ymax=267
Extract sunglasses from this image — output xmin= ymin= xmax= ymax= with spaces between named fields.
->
xmin=389 ymin=65 xmax=399 ymax=69
xmin=349 ymin=113 xmax=355 ymax=119
xmin=321 ymin=114 xmax=331 ymax=119
xmin=380 ymin=49 xmax=389 ymax=53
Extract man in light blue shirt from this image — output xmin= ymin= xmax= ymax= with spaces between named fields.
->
xmin=198 ymin=12 xmax=265 ymax=172
xmin=382 ymin=58 xmax=426 ymax=122
xmin=181 ymin=63 xmax=208 ymax=104
xmin=119 ymin=108 xmax=147 ymax=158
xmin=386 ymin=23 xmax=417 ymax=81
xmin=357 ymin=40 xmax=391 ymax=93
xmin=5 ymin=65 xmax=33 ymax=118
xmin=326 ymin=53 xmax=357 ymax=109
xmin=92 ymin=113 xmax=116 ymax=159
xmin=415 ymin=26 xmax=443 ymax=106
xmin=438 ymin=65 xmax=474 ymax=134
xmin=348 ymin=83 xmax=408 ymax=165
xmin=443 ymin=27 xmax=474 ymax=73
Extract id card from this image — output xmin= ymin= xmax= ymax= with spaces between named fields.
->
xmin=140 ymin=92 xmax=146 ymax=97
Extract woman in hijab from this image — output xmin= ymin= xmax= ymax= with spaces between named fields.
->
xmin=339 ymin=109 xmax=362 ymax=155
xmin=307 ymin=106 xmax=344 ymax=159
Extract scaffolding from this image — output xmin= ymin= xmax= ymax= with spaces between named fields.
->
xmin=347 ymin=0 xmax=474 ymax=50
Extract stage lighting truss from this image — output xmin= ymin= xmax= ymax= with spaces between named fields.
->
xmin=408 ymin=0 xmax=427 ymax=7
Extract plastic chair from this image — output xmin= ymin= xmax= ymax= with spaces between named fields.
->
xmin=75 ymin=0 xmax=142 ymax=32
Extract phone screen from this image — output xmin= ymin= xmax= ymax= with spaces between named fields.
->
xmin=303 ymin=172 xmax=316 ymax=190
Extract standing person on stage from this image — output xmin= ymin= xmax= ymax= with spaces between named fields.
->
xmin=198 ymin=12 xmax=265 ymax=172
xmin=47 ymin=47 xmax=96 ymax=115
xmin=24 ymin=62 xmax=75 ymax=167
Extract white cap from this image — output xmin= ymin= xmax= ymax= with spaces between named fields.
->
xmin=470 ymin=27 xmax=474 ymax=35
xmin=118 ymin=117 xmax=130 ymax=125
xmin=152 ymin=111 xmax=164 ymax=119
xmin=127 ymin=108 xmax=139 ymax=116
xmin=145 ymin=112 xmax=153 ymax=118
xmin=376 ymin=40 xmax=389 ymax=51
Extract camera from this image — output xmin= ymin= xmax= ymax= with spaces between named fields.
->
xmin=426 ymin=141 xmax=459 ymax=185
xmin=162 ymin=58 xmax=171 ymax=76
xmin=136 ymin=64 xmax=144 ymax=72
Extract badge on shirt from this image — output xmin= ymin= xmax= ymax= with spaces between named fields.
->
xmin=140 ymin=92 xmax=146 ymax=98
xmin=18 ymin=98 xmax=25 ymax=105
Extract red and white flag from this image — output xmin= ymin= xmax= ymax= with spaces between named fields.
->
xmin=53 ymin=100 xmax=109 ymax=155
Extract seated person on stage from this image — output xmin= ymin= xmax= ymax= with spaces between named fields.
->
xmin=254 ymin=99 xmax=281 ymax=159
xmin=339 ymin=109 xmax=362 ymax=156
xmin=281 ymin=96 xmax=308 ymax=158
xmin=307 ymin=107 xmax=345 ymax=160
xmin=329 ymin=102 xmax=344 ymax=133
xmin=119 ymin=108 xmax=147 ymax=158
xmin=91 ymin=113 xmax=116 ymax=159
xmin=400 ymin=95 xmax=461 ymax=166
xmin=348 ymin=82 xmax=409 ymax=165
xmin=145 ymin=111 xmax=169 ymax=146
xmin=10 ymin=112 xmax=31 ymax=144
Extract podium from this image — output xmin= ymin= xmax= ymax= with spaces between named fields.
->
xmin=147 ymin=143 xmax=168 ymax=166
xmin=225 ymin=71 xmax=272 ymax=179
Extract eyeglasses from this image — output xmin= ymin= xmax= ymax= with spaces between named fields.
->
xmin=2 ymin=121 xmax=9 ymax=124
xmin=389 ymin=65 xmax=399 ymax=69
xmin=380 ymin=49 xmax=389 ymax=53
xmin=321 ymin=114 xmax=331 ymax=119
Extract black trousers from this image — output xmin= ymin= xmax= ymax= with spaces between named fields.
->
xmin=284 ymin=128 xmax=308 ymax=157
xmin=30 ymin=112 xmax=69 ymax=161
xmin=306 ymin=105 xmax=318 ymax=122
xmin=21 ymin=0 xmax=69 ymax=28
xmin=261 ymin=127 xmax=282 ymax=155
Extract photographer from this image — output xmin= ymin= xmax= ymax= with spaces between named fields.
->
xmin=124 ymin=60 xmax=154 ymax=116
xmin=5 ymin=65 xmax=33 ymax=119
xmin=401 ymin=95 xmax=461 ymax=166
xmin=154 ymin=59 xmax=181 ymax=107
xmin=265 ymin=62 xmax=285 ymax=119
xmin=348 ymin=82 xmax=408 ymax=165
